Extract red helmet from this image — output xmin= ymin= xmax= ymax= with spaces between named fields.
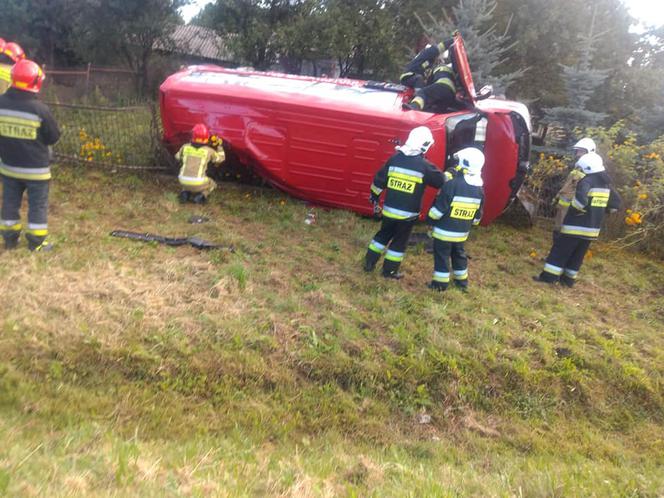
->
xmin=3 ymin=42 xmax=26 ymax=62
xmin=192 ymin=123 xmax=210 ymax=144
xmin=11 ymin=59 xmax=45 ymax=93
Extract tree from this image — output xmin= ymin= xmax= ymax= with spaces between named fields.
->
xmin=416 ymin=0 xmax=526 ymax=96
xmin=320 ymin=0 xmax=402 ymax=79
xmin=194 ymin=0 xmax=307 ymax=70
xmin=542 ymin=8 xmax=610 ymax=147
xmin=0 ymin=0 xmax=86 ymax=66
xmin=75 ymin=0 xmax=186 ymax=95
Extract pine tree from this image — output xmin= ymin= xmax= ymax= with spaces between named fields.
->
xmin=416 ymin=0 xmax=525 ymax=97
xmin=543 ymin=9 xmax=609 ymax=146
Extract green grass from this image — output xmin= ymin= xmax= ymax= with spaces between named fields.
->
xmin=0 ymin=165 xmax=663 ymax=496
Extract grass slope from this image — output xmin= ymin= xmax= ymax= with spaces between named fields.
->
xmin=1 ymin=166 xmax=663 ymax=497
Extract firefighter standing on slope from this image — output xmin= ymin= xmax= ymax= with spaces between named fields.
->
xmin=0 ymin=59 xmax=60 ymax=251
xmin=535 ymin=152 xmax=621 ymax=287
xmin=364 ymin=126 xmax=445 ymax=279
xmin=175 ymin=123 xmax=225 ymax=204
xmin=552 ymin=137 xmax=597 ymax=241
xmin=427 ymin=147 xmax=485 ymax=291
xmin=0 ymin=41 xmax=26 ymax=95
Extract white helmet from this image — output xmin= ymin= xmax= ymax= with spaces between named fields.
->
xmin=455 ymin=147 xmax=485 ymax=174
xmin=575 ymin=151 xmax=605 ymax=174
xmin=455 ymin=147 xmax=485 ymax=186
xmin=573 ymin=137 xmax=596 ymax=154
xmin=402 ymin=126 xmax=434 ymax=155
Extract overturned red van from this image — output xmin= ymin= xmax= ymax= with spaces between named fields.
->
xmin=160 ymin=34 xmax=531 ymax=224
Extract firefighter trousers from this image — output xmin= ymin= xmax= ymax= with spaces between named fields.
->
xmin=432 ymin=239 xmax=468 ymax=289
xmin=540 ymin=234 xmax=591 ymax=285
xmin=1 ymin=175 xmax=50 ymax=249
xmin=413 ymin=83 xmax=456 ymax=112
xmin=365 ymin=218 xmax=416 ymax=276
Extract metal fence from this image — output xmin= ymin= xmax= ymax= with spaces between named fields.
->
xmin=49 ymin=101 xmax=174 ymax=172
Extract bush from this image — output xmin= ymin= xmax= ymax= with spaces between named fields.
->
xmin=587 ymin=122 xmax=664 ymax=256
xmin=527 ymin=122 xmax=664 ymax=257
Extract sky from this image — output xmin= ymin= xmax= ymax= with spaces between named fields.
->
xmin=180 ymin=0 xmax=664 ymax=29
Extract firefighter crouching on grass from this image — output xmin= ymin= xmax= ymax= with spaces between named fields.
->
xmin=175 ymin=123 xmax=225 ymax=204
xmin=364 ymin=126 xmax=445 ymax=279
xmin=552 ymin=137 xmax=597 ymax=241
xmin=0 ymin=41 xmax=26 ymax=95
xmin=427 ymin=147 xmax=485 ymax=292
xmin=535 ymin=152 xmax=621 ymax=287
xmin=0 ymin=59 xmax=60 ymax=251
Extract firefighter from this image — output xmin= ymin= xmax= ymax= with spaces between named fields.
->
xmin=0 ymin=59 xmax=60 ymax=251
xmin=552 ymin=137 xmax=596 ymax=241
xmin=403 ymin=63 xmax=458 ymax=112
xmin=399 ymin=37 xmax=455 ymax=89
xmin=175 ymin=123 xmax=225 ymax=204
xmin=364 ymin=126 xmax=445 ymax=279
xmin=427 ymin=147 xmax=485 ymax=291
xmin=535 ymin=152 xmax=621 ymax=287
xmin=0 ymin=41 xmax=26 ymax=95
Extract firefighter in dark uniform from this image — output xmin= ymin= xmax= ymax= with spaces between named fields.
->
xmin=0 ymin=59 xmax=60 ymax=251
xmin=404 ymin=64 xmax=458 ymax=112
xmin=364 ymin=126 xmax=445 ymax=279
xmin=427 ymin=147 xmax=485 ymax=291
xmin=400 ymin=36 xmax=458 ymax=112
xmin=552 ymin=137 xmax=596 ymax=241
xmin=399 ymin=38 xmax=454 ymax=89
xmin=535 ymin=152 xmax=621 ymax=287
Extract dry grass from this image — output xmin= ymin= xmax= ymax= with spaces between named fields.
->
xmin=0 ymin=165 xmax=663 ymax=496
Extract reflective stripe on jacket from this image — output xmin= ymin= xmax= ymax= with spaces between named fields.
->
xmin=372 ymin=151 xmax=445 ymax=221
xmin=428 ymin=174 xmax=484 ymax=242
xmin=560 ymin=172 xmax=621 ymax=239
xmin=0 ymin=88 xmax=60 ymax=180
xmin=176 ymin=143 xmax=225 ymax=186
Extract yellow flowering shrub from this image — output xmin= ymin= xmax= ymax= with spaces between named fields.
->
xmin=525 ymin=153 xmax=570 ymax=217
xmin=78 ymin=129 xmax=124 ymax=165
xmin=584 ymin=123 xmax=664 ymax=256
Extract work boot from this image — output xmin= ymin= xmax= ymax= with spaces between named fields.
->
xmin=427 ymin=281 xmax=448 ymax=292
xmin=178 ymin=191 xmax=190 ymax=204
xmin=26 ymin=234 xmax=53 ymax=252
xmin=532 ymin=274 xmax=557 ymax=284
xmin=382 ymin=259 xmax=404 ymax=279
xmin=192 ymin=193 xmax=208 ymax=204
xmin=560 ymin=274 xmax=576 ymax=288
xmin=453 ymin=281 xmax=469 ymax=292
xmin=3 ymin=232 xmax=20 ymax=250
xmin=363 ymin=250 xmax=381 ymax=272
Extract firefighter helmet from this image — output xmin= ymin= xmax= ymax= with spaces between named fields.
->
xmin=3 ymin=42 xmax=26 ymax=62
xmin=191 ymin=123 xmax=210 ymax=144
xmin=405 ymin=126 xmax=434 ymax=154
xmin=572 ymin=137 xmax=596 ymax=154
xmin=455 ymin=147 xmax=485 ymax=175
xmin=575 ymin=152 xmax=604 ymax=174
xmin=11 ymin=59 xmax=45 ymax=93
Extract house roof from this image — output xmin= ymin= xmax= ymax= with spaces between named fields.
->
xmin=156 ymin=24 xmax=233 ymax=62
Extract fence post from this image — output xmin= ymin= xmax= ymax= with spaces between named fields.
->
xmin=85 ymin=63 xmax=92 ymax=101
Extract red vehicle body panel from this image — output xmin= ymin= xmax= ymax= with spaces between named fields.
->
xmin=160 ymin=36 xmax=530 ymax=225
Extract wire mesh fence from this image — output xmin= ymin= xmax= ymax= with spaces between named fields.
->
xmin=49 ymin=102 xmax=175 ymax=172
